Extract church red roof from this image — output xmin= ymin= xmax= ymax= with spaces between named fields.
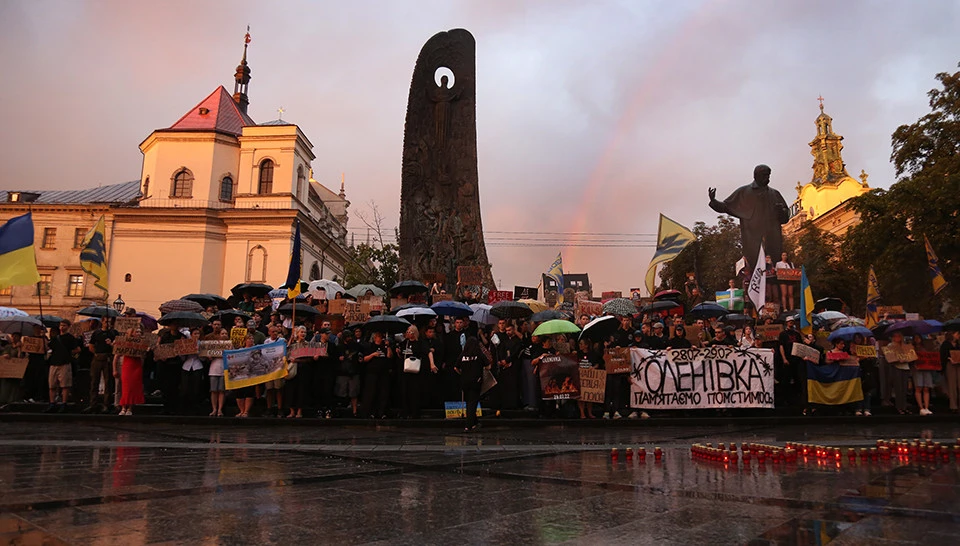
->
xmin=167 ymin=86 xmax=254 ymax=136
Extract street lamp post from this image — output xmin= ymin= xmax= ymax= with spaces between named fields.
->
xmin=113 ymin=294 xmax=125 ymax=313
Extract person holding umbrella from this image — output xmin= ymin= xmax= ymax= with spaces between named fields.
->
xmin=360 ymin=330 xmax=394 ymax=419
xmin=154 ymin=320 xmax=185 ymax=415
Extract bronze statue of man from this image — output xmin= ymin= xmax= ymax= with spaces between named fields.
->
xmin=708 ymin=164 xmax=790 ymax=272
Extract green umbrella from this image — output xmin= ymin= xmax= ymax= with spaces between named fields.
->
xmin=533 ymin=319 xmax=581 ymax=337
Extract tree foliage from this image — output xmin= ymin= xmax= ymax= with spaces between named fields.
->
xmin=788 ymin=223 xmax=858 ymax=313
xmin=343 ymin=242 xmax=400 ymax=291
xmin=843 ymin=63 xmax=960 ymax=317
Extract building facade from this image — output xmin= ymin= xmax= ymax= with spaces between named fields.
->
xmin=784 ymin=102 xmax=873 ymax=239
xmin=0 ymin=35 xmax=353 ymax=318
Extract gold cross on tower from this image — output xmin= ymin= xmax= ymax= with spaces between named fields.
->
xmin=277 ymin=106 xmax=285 ymax=121
xmin=817 ymin=95 xmax=824 ymax=111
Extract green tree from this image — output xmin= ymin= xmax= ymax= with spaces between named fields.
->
xmin=343 ymin=242 xmax=399 ymax=291
xmin=660 ymin=216 xmax=742 ymax=306
xmin=789 ymin=222 xmax=858 ymax=313
xmin=842 ymin=62 xmax=960 ymax=317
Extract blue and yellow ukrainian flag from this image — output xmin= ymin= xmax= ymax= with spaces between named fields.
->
xmin=645 ymin=214 xmax=695 ymax=296
xmin=924 ymin=235 xmax=948 ymax=295
xmin=807 ymin=362 xmax=863 ymax=405
xmin=0 ymin=212 xmax=41 ymax=289
xmin=79 ymin=216 xmax=108 ymax=292
xmin=545 ymin=252 xmax=564 ymax=306
xmin=799 ymin=265 xmax=814 ymax=336
xmin=865 ymin=265 xmax=881 ymax=329
xmin=285 ymin=219 xmax=302 ymax=299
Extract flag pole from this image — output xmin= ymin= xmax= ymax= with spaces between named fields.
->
xmin=27 ymin=203 xmax=48 ymax=351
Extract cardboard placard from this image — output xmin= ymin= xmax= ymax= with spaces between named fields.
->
xmin=776 ymin=268 xmax=801 ymax=282
xmin=112 ymin=336 xmax=150 ymax=358
xmin=289 ymin=342 xmax=327 ymax=360
xmin=487 ymin=291 xmax=513 ymax=305
xmin=951 ymin=350 xmax=960 ymax=364
xmin=905 ymin=313 xmax=920 ymax=321
xmin=756 ymin=324 xmax=784 ymax=342
xmin=791 ymin=343 xmax=821 ymax=363
xmin=513 ymin=285 xmax=538 ymax=301
xmin=761 ymin=303 xmax=781 ymax=318
xmin=328 ymin=299 xmax=347 ymax=316
xmin=456 ymin=266 xmax=484 ymax=286
xmin=153 ymin=343 xmax=178 ymax=361
xmin=21 ymin=337 xmax=46 ymax=354
xmin=579 ymin=367 xmax=606 ymax=404
xmin=601 ymin=291 xmax=622 ymax=301
xmin=604 ymin=347 xmax=632 ymax=374
xmin=174 ymin=338 xmax=198 ymax=356
xmin=390 ymin=298 xmax=404 ymax=311
xmin=854 ymin=345 xmax=878 ymax=358
xmin=0 ymin=357 xmax=29 ymax=379
xmin=577 ymin=300 xmax=603 ymax=318
xmin=199 ymin=340 xmax=234 ymax=358
xmin=344 ymin=302 xmax=366 ymax=323
xmin=684 ymin=323 xmax=704 ymax=346
xmin=826 ymin=350 xmax=849 ymax=362
xmin=68 ymin=321 xmax=91 ymax=337
xmin=230 ymin=327 xmax=248 ymax=348
xmin=882 ymin=345 xmax=917 ymax=363
xmin=114 ymin=317 xmax=142 ymax=333
xmin=915 ymin=351 xmax=941 ymax=371
xmin=432 ymin=293 xmax=453 ymax=302
xmin=877 ymin=305 xmax=904 ymax=316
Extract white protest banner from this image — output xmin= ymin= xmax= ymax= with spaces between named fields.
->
xmin=224 ymin=339 xmax=287 ymax=389
xmin=747 ymin=244 xmax=766 ymax=310
xmin=629 ymin=347 xmax=774 ymax=410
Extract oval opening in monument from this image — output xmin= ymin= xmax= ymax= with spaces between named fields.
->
xmin=434 ymin=67 xmax=455 ymax=88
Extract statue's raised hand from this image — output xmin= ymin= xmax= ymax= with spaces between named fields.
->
xmin=708 ymin=187 xmax=717 ymax=201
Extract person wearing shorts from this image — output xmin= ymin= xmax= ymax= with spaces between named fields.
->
xmin=207 ymin=328 xmax=228 ymax=416
xmin=46 ymin=320 xmax=79 ymax=413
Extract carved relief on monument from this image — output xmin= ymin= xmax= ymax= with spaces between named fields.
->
xmin=398 ymin=29 xmax=494 ymax=290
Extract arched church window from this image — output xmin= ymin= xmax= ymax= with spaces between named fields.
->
xmin=220 ymin=175 xmax=234 ymax=202
xmin=309 ymin=262 xmax=320 ymax=281
xmin=171 ymin=168 xmax=193 ymax=198
xmin=258 ymin=160 xmax=274 ymax=194
xmin=297 ymin=166 xmax=305 ymax=199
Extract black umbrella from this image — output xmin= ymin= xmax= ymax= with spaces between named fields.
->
xmin=944 ymin=318 xmax=960 ymax=332
xmin=230 ymin=283 xmax=274 ymax=298
xmin=158 ymin=311 xmax=209 ymax=329
xmin=871 ymin=320 xmax=892 ymax=338
xmin=653 ymin=289 xmax=683 ymax=301
xmin=77 ymin=305 xmax=119 ymax=318
xmin=390 ymin=280 xmax=429 ymax=296
xmin=278 ymin=303 xmax=321 ymax=317
xmin=723 ymin=313 xmax=754 ymax=325
xmin=531 ymin=309 xmax=564 ymax=322
xmin=210 ymin=310 xmax=251 ymax=327
xmin=641 ymin=300 xmax=680 ymax=314
xmin=687 ymin=302 xmax=728 ymax=320
xmin=815 ymin=297 xmax=845 ymax=312
xmin=182 ymin=293 xmax=232 ymax=310
xmin=490 ymin=300 xmax=533 ymax=320
xmin=362 ymin=314 xmax=411 ymax=334
xmin=34 ymin=314 xmax=66 ymax=328
xmin=578 ymin=315 xmax=620 ymax=341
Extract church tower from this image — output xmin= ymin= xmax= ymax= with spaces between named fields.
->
xmin=808 ymin=97 xmax=851 ymax=186
xmin=233 ymin=27 xmax=252 ymax=114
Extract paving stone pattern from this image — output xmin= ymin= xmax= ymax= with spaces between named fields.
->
xmin=1 ymin=421 xmax=959 ymax=544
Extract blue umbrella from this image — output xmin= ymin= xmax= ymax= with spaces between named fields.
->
xmin=827 ymin=326 xmax=874 ymax=342
xmin=430 ymin=300 xmax=473 ymax=317
xmin=885 ymin=319 xmax=940 ymax=338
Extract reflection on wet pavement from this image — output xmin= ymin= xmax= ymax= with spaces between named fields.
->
xmin=0 ymin=421 xmax=958 ymax=544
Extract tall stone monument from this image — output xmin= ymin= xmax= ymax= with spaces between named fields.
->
xmin=398 ymin=28 xmax=494 ymax=291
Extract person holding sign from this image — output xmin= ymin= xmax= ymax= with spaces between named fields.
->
xmin=206 ymin=328 xmax=229 ymax=416
xmin=910 ymin=335 xmax=936 ymax=415
xmin=575 ymin=338 xmax=602 ymax=419
xmin=117 ymin=326 xmax=146 ymax=416
xmin=360 ymin=331 xmax=393 ymax=419
xmin=0 ymin=334 xmax=23 ymax=405
xmin=883 ymin=331 xmax=915 ymax=415
xmin=775 ymin=252 xmax=796 ymax=311
xmin=941 ymin=330 xmax=960 ymax=413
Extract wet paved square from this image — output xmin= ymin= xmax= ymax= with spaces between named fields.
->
xmin=1 ymin=420 xmax=959 ymax=544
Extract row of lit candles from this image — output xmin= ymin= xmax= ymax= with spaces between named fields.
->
xmin=610 ymin=447 xmax=662 ymax=461
xmin=690 ymin=443 xmax=798 ymax=463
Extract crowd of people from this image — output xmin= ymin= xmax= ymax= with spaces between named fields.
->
xmin=2 ymin=293 xmax=959 ymax=428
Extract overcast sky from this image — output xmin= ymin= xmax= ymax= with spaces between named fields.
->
xmin=2 ymin=0 xmax=958 ymax=294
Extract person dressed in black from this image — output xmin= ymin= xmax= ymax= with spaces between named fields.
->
xmin=709 ymin=325 xmax=738 ymax=347
xmin=423 ymin=326 xmax=444 ymax=409
xmin=493 ymin=322 xmax=523 ymax=410
xmin=777 ymin=317 xmax=805 ymax=411
xmin=667 ymin=324 xmax=693 ymax=349
xmin=154 ymin=323 xmax=184 ymax=415
xmin=313 ymin=328 xmax=340 ymax=418
xmin=647 ymin=322 xmax=668 ymax=349
xmin=397 ymin=325 xmax=430 ymax=418
xmin=443 ymin=317 xmax=469 ymax=402
xmin=456 ymin=336 xmax=490 ymax=432
xmin=360 ymin=330 xmax=393 ymax=419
